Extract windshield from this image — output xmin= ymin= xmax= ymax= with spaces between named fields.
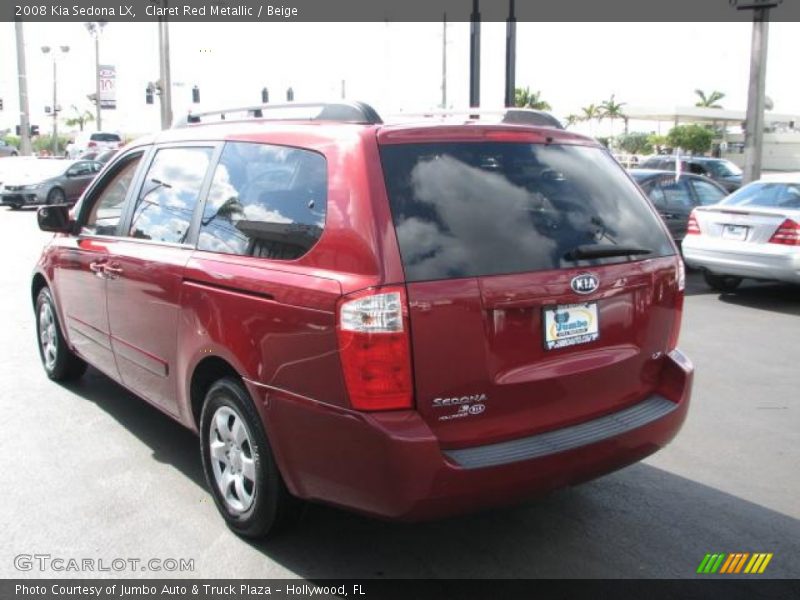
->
xmin=379 ymin=142 xmax=674 ymax=282
xmin=705 ymin=160 xmax=742 ymax=178
xmin=721 ymin=182 xmax=800 ymax=209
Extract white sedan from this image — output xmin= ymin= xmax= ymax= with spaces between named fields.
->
xmin=682 ymin=178 xmax=800 ymax=291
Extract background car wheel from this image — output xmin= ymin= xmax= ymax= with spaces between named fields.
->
xmin=8 ymin=204 xmax=21 ymax=210
xmin=10 ymin=151 xmax=18 ymax=157
xmin=47 ymin=187 xmax=66 ymax=205
xmin=200 ymin=377 xmax=301 ymax=538
xmin=35 ymin=287 xmax=87 ymax=381
xmin=703 ymin=271 xmax=742 ymax=293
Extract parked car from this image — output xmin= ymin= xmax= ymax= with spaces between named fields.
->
xmin=79 ymin=148 xmax=118 ymax=164
xmin=630 ymin=169 xmax=729 ymax=242
xmin=0 ymin=139 xmax=19 ymax=157
xmin=683 ymin=178 xmax=800 ymax=291
xmin=31 ymin=102 xmax=692 ymax=538
xmin=638 ymin=156 xmax=743 ymax=192
xmin=65 ymin=131 xmax=122 ymax=159
xmin=1 ymin=159 xmax=101 ymax=209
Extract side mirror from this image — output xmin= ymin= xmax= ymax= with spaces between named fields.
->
xmin=37 ymin=205 xmax=72 ymax=233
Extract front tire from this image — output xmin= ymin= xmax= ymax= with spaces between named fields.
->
xmin=200 ymin=377 xmax=300 ymax=538
xmin=47 ymin=187 xmax=66 ymax=205
xmin=35 ymin=287 xmax=87 ymax=381
xmin=703 ymin=271 xmax=742 ymax=293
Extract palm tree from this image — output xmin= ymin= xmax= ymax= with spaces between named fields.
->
xmin=599 ymin=94 xmax=626 ymax=137
xmin=564 ymin=114 xmax=581 ymax=129
xmin=581 ymin=103 xmax=600 ymax=135
xmin=694 ymin=90 xmax=725 ymax=108
xmin=514 ymin=87 xmax=552 ymax=111
xmin=64 ymin=105 xmax=95 ymax=132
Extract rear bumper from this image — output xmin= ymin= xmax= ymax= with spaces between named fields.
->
xmin=246 ymin=349 xmax=693 ymax=521
xmin=683 ymin=238 xmax=800 ymax=283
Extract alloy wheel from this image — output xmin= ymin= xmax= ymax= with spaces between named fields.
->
xmin=209 ymin=406 xmax=257 ymax=514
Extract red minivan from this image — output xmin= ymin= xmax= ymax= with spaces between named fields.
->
xmin=32 ymin=102 xmax=693 ymax=537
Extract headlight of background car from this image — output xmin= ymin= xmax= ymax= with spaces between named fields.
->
xmin=20 ymin=183 xmax=42 ymax=191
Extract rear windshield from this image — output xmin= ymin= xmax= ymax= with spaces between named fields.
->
xmin=721 ymin=182 xmax=800 ymax=209
xmin=90 ymin=133 xmax=121 ymax=142
xmin=380 ymin=142 xmax=673 ymax=282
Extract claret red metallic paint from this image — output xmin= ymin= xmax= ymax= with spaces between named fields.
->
xmin=32 ymin=108 xmax=693 ymax=534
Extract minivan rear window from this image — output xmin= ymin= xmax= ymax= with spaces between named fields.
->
xmin=90 ymin=133 xmax=121 ymax=142
xmin=380 ymin=142 xmax=674 ymax=282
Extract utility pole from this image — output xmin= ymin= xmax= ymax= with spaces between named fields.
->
xmin=469 ymin=0 xmax=481 ymax=110
xmin=341 ymin=79 xmax=346 ymax=100
xmin=732 ymin=0 xmax=781 ymax=183
xmin=441 ymin=12 xmax=447 ymax=109
xmin=42 ymin=45 xmax=69 ymax=156
xmin=504 ymin=0 xmax=516 ymax=108
xmin=158 ymin=16 xmax=173 ymax=129
xmin=85 ymin=22 xmax=106 ymax=130
xmin=14 ymin=20 xmax=32 ymax=156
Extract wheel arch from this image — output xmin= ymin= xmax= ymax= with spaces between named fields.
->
xmin=189 ymin=355 xmax=244 ymax=430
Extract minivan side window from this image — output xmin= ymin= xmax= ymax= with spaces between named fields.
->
xmin=197 ymin=142 xmax=327 ymax=260
xmin=81 ymin=153 xmax=143 ymax=237
xmin=127 ymin=147 xmax=213 ymax=244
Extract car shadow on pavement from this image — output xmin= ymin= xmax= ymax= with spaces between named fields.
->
xmin=61 ymin=368 xmax=206 ymax=489
xmin=716 ymin=283 xmax=800 ymax=317
xmin=62 ymin=368 xmax=800 ymax=580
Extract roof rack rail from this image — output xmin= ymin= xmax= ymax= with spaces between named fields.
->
xmin=385 ymin=107 xmax=564 ymax=130
xmin=172 ymin=101 xmax=383 ymax=128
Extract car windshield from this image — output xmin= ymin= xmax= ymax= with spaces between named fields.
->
xmin=721 ymin=182 xmax=800 ymax=209
xmin=90 ymin=133 xmax=121 ymax=142
xmin=705 ymin=160 xmax=742 ymax=178
xmin=380 ymin=142 xmax=674 ymax=282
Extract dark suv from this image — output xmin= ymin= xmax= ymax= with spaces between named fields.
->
xmin=32 ymin=102 xmax=693 ymax=538
xmin=638 ymin=156 xmax=742 ymax=192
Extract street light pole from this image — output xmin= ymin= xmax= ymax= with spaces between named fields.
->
xmin=14 ymin=20 xmax=32 ymax=156
xmin=41 ymin=45 xmax=69 ymax=156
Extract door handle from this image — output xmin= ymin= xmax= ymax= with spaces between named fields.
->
xmin=104 ymin=263 xmax=124 ymax=279
xmin=88 ymin=261 xmax=107 ymax=278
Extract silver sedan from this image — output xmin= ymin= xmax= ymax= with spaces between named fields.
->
xmin=682 ymin=178 xmax=800 ymax=291
xmin=0 ymin=158 xmax=101 ymax=209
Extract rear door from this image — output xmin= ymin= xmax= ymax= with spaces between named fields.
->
xmin=655 ymin=175 xmax=695 ymax=241
xmin=379 ymin=138 xmax=680 ymax=447
xmin=106 ymin=144 xmax=217 ymax=414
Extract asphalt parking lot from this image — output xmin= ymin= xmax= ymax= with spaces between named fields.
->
xmin=0 ymin=206 xmax=797 ymax=579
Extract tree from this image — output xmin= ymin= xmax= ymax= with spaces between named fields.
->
xmin=581 ymin=103 xmax=600 ymax=134
xmin=64 ymin=105 xmax=95 ymax=132
xmin=667 ymin=124 xmax=714 ymax=155
xmin=616 ymin=132 xmax=653 ymax=155
xmin=600 ymin=94 xmax=626 ymax=136
xmin=514 ymin=87 xmax=552 ymax=111
xmin=564 ymin=114 xmax=581 ymax=129
xmin=694 ymin=90 xmax=725 ymax=108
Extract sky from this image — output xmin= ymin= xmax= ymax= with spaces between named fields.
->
xmin=1 ymin=21 xmax=799 ymax=138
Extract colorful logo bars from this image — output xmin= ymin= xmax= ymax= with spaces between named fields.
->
xmin=697 ymin=553 xmax=773 ymax=574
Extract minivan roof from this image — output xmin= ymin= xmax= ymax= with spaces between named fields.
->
xmin=130 ymin=119 xmax=598 ymax=150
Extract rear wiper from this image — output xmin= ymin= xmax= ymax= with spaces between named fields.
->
xmin=565 ymin=244 xmax=653 ymax=261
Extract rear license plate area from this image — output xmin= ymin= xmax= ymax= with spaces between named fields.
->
xmin=543 ymin=302 xmax=599 ymax=350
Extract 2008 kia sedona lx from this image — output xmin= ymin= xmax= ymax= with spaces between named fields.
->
xmin=32 ymin=102 xmax=693 ymax=537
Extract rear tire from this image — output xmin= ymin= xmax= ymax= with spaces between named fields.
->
xmin=35 ymin=287 xmax=87 ymax=381
xmin=200 ymin=377 xmax=301 ymax=538
xmin=703 ymin=271 xmax=742 ymax=293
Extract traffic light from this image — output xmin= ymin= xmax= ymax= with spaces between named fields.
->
xmin=261 ymin=87 xmax=269 ymax=104
xmin=30 ymin=125 xmax=39 ymax=136
xmin=0 ymin=98 xmax=3 ymax=110
xmin=15 ymin=125 xmax=20 ymax=136
xmin=286 ymin=87 xmax=294 ymax=102
xmin=192 ymin=85 xmax=200 ymax=104
xmin=146 ymin=85 xmax=154 ymax=105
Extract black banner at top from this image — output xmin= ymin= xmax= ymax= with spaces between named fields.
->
xmin=3 ymin=0 xmax=800 ymax=22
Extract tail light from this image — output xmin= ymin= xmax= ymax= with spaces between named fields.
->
xmin=686 ymin=210 xmax=701 ymax=235
xmin=768 ymin=219 xmax=800 ymax=246
xmin=668 ymin=258 xmax=685 ymax=351
xmin=88 ymin=141 xmax=97 ymax=149
xmin=337 ymin=286 xmax=413 ymax=411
